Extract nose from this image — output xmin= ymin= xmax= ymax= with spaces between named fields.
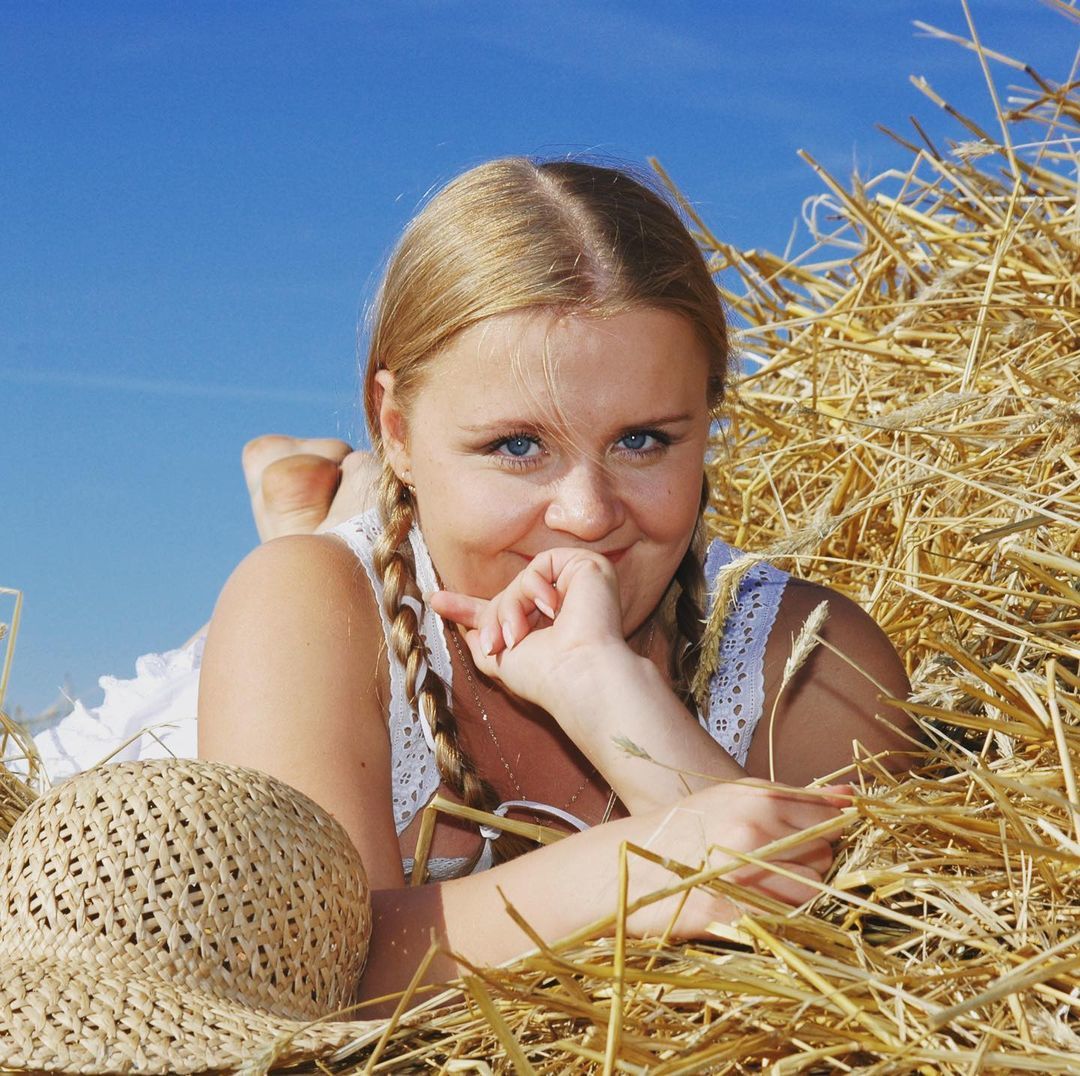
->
xmin=543 ymin=462 xmax=625 ymax=542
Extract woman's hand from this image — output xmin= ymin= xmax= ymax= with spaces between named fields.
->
xmin=431 ymin=546 xmax=750 ymax=811
xmin=435 ymin=778 xmax=852 ymax=974
xmin=429 ymin=547 xmax=631 ymax=713
xmin=616 ymin=779 xmax=851 ymax=938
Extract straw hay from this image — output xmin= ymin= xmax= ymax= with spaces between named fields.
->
xmin=0 ymin=589 xmax=40 ymax=843
xmin=2 ymin=16 xmax=1079 ymax=1075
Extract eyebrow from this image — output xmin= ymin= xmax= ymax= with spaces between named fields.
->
xmin=615 ymin=412 xmax=695 ymax=429
xmin=458 ymin=412 xmax=696 ymax=434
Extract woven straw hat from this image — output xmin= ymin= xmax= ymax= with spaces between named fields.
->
xmin=0 ymin=758 xmax=385 ymax=1073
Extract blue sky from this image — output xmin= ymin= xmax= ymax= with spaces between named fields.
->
xmin=3 ymin=1 xmax=1076 ymax=717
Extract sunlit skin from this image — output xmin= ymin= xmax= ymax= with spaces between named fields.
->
xmin=201 ymin=306 xmax=910 ymax=1006
xmin=376 ymin=306 xmax=713 ymax=647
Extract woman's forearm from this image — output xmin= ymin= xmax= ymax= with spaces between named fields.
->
xmin=548 ymin=645 xmax=745 ymax=813
xmin=363 ymin=813 xmax=653 ymax=1004
xmin=358 ymin=778 xmax=842 ymax=1005
xmin=361 ymin=825 xmax=623 ymax=1006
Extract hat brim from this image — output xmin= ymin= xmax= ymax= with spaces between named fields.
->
xmin=0 ymin=954 xmax=386 ymax=1074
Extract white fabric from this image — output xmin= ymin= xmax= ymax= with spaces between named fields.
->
xmin=33 ymin=638 xmax=202 ymax=781
xmin=33 ymin=510 xmax=789 ymax=844
xmin=702 ymin=542 xmax=790 ymax=767
xmin=328 ymin=511 xmax=448 ymax=834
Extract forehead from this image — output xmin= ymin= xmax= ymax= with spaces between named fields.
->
xmin=413 ymin=307 xmax=711 ymax=427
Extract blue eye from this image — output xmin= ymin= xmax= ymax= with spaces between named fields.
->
xmin=619 ymin=432 xmax=653 ymax=451
xmin=497 ymin=436 xmax=539 ymax=458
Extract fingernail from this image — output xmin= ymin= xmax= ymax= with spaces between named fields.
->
xmin=536 ymin=600 xmax=555 ymax=620
xmin=479 ymin=627 xmax=496 ymax=655
xmin=502 ymin=621 xmax=516 ymax=650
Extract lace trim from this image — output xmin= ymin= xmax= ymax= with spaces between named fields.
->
xmin=701 ymin=541 xmax=790 ymax=767
xmin=329 ymin=509 xmax=451 ymax=835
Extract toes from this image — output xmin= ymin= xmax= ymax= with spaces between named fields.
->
xmin=259 ymin=454 xmax=342 ymax=539
xmin=242 ymin=435 xmax=352 ymax=495
xmin=295 ymin=437 xmax=352 ymax=465
xmin=339 ymin=449 xmax=379 ymax=481
xmin=317 ymin=451 xmax=381 ymax=531
xmin=242 ymin=435 xmax=301 ymax=496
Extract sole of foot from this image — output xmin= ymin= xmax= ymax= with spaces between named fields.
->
xmin=243 ymin=435 xmax=352 ymax=541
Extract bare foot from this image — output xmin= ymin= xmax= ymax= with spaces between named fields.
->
xmin=242 ymin=435 xmax=378 ymax=541
xmin=317 ymin=449 xmax=381 ymax=533
xmin=188 ymin=437 xmax=379 ymax=647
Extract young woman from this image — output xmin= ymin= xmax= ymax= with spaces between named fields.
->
xmin=193 ymin=158 xmax=914 ymax=999
xmin=46 ymin=158 xmax=914 ymax=1002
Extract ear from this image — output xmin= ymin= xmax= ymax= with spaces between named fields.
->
xmin=374 ymin=369 xmax=413 ymax=485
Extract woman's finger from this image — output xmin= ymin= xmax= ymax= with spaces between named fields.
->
xmin=494 ymin=589 xmax=535 ymax=651
xmin=734 ymin=782 xmax=850 ymax=836
xmin=428 ymin=589 xmax=487 ymax=629
xmin=732 ymin=859 xmax=827 ymax=907
xmin=775 ymin=835 xmax=835 ymax=876
xmin=462 ymin=627 xmax=495 ymax=674
xmin=519 ymin=566 xmax=560 ymax=622
xmin=776 ymin=800 xmax=850 ymax=841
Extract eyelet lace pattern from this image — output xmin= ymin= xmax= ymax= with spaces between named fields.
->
xmin=331 ymin=510 xmax=448 ymax=835
xmin=700 ymin=541 xmax=790 ymax=767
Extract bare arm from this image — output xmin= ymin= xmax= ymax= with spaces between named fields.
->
xmin=746 ymin=579 xmax=916 ymax=785
xmin=196 ymin=539 xmax=846 ymax=1003
xmin=197 ymin=535 xmax=407 ymax=888
xmin=364 ymin=777 xmax=846 ymax=1001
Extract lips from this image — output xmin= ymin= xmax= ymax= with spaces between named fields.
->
xmin=514 ymin=546 xmax=631 ymax=566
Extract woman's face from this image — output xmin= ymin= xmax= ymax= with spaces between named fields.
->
xmin=378 ymin=307 xmax=713 ymax=635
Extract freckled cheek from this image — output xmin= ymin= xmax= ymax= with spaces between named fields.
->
xmin=617 ymin=482 xmax=701 ymax=616
xmin=421 ymin=487 xmax=539 ymax=597
xmin=628 ymin=476 xmax=702 ymax=544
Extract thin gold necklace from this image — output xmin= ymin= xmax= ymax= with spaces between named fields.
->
xmin=448 ymin=626 xmax=526 ymax=798
xmin=447 ymin=627 xmax=596 ymax=812
xmin=446 ymin=620 xmax=655 ymax=819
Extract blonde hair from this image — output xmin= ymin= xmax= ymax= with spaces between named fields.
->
xmin=363 ymin=158 xmax=729 ymax=862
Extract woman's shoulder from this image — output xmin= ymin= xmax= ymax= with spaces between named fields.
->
xmin=199 ymin=528 xmax=406 ymax=883
xmin=750 ymin=576 xmax=915 ymax=783
xmin=767 ymin=576 xmax=910 ymax=695
xmin=701 ymin=535 xmax=905 ymax=696
xmin=203 ymin=531 xmax=386 ymax=692
xmin=224 ymin=531 xmax=373 ymax=606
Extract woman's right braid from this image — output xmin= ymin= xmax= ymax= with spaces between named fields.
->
xmin=371 ymin=466 xmax=534 ymax=864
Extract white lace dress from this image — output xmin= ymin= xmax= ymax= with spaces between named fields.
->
xmin=34 ymin=510 xmax=789 ymax=853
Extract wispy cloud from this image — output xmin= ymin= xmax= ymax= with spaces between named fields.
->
xmin=0 ymin=367 xmax=351 ymax=406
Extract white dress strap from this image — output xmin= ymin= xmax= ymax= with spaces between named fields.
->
xmin=700 ymin=539 xmax=790 ymax=766
xmin=330 ymin=509 xmax=449 ymax=835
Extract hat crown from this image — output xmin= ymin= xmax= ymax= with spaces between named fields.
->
xmin=0 ymin=759 xmax=370 ymax=1020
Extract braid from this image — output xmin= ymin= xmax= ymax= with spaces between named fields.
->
xmin=372 ymin=465 xmax=534 ymax=864
xmin=670 ymin=474 xmax=710 ymax=710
